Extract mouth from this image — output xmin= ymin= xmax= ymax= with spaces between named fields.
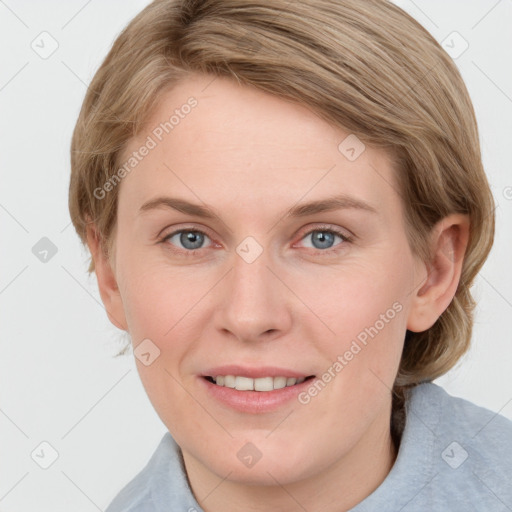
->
xmin=200 ymin=368 xmax=317 ymax=413
xmin=203 ymin=375 xmax=316 ymax=392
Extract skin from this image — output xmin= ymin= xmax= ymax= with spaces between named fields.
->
xmin=87 ymin=73 xmax=469 ymax=512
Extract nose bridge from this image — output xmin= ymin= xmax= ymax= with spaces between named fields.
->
xmin=215 ymin=240 xmax=291 ymax=341
xmin=232 ymin=246 xmax=273 ymax=303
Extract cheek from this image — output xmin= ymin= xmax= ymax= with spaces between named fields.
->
xmin=118 ymin=264 xmax=204 ymax=429
xmin=302 ymin=261 xmax=409 ymax=386
xmin=118 ymin=255 xmax=200 ymax=342
xmin=305 ymin=262 xmax=407 ymax=338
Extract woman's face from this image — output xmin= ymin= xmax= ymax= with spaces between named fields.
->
xmin=106 ymin=73 xmax=427 ymax=486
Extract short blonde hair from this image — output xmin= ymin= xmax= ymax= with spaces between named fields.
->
xmin=69 ymin=0 xmax=495 ymax=425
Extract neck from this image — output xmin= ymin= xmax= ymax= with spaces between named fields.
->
xmin=182 ymin=407 xmax=397 ymax=512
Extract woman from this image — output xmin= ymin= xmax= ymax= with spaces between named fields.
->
xmin=68 ymin=0 xmax=512 ymax=510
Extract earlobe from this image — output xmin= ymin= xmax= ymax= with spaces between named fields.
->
xmin=406 ymin=214 xmax=470 ymax=333
xmin=85 ymin=224 xmax=128 ymax=331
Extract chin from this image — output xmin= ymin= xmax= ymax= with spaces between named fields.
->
xmin=211 ymin=455 xmax=311 ymax=486
xmin=190 ymin=434 xmax=325 ymax=487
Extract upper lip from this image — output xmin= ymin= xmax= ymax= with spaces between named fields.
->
xmin=202 ymin=365 xmax=313 ymax=379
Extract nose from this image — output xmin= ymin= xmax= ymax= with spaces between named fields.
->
xmin=214 ymin=245 xmax=293 ymax=344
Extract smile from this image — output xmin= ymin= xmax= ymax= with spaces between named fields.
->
xmin=205 ymin=375 xmax=313 ymax=391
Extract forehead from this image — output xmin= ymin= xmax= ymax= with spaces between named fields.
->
xmin=117 ymin=73 xmax=402 ymax=223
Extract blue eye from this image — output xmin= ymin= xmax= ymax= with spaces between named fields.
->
xmin=300 ymin=228 xmax=350 ymax=252
xmin=162 ymin=229 xmax=212 ymax=252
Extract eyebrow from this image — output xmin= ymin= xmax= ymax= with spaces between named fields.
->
xmin=138 ymin=194 xmax=378 ymax=219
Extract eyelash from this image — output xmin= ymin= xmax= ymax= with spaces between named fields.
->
xmin=159 ymin=225 xmax=353 ymax=256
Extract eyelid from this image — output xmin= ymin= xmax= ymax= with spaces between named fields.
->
xmin=296 ymin=223 xmax=353 ymax=240
xmin=158 ymin=224 xmax=215 ymax=241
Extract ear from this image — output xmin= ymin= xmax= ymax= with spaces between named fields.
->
xmin=85 ymin=224 xmax=128 ymax=331
xmin=406 ymin=213 xmax=470 ymax=332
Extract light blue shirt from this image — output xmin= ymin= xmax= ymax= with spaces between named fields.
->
xmin=106 ymin=382 xmax=512 ymax=511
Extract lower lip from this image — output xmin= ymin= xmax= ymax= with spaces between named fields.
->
xmin=200 ymin=376 xmax=315 ymax=413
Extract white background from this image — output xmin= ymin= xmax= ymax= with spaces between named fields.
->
xmin=1 ymin=1 xmax=511 ymax=510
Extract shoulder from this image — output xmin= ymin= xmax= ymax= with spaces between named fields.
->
xmin=105 ymin=432 xmax=202 ymax=512
xmin=410 ymin=382 xmax=512 ymax=461
xmin=407 ymin=382 xmax=512 ymax=507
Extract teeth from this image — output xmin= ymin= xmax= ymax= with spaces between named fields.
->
xmin=235 ymin=376 xmax=254 ymax=391
xmin=224 ymin=375 xmax=236 ymax=388
xmin=255 ymin=376 xmax=274 ymax=391
xmin=273 ymin=376 xmax=287 ymax=390
xmin=211 ymin=375 xmax=307 ymax=391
